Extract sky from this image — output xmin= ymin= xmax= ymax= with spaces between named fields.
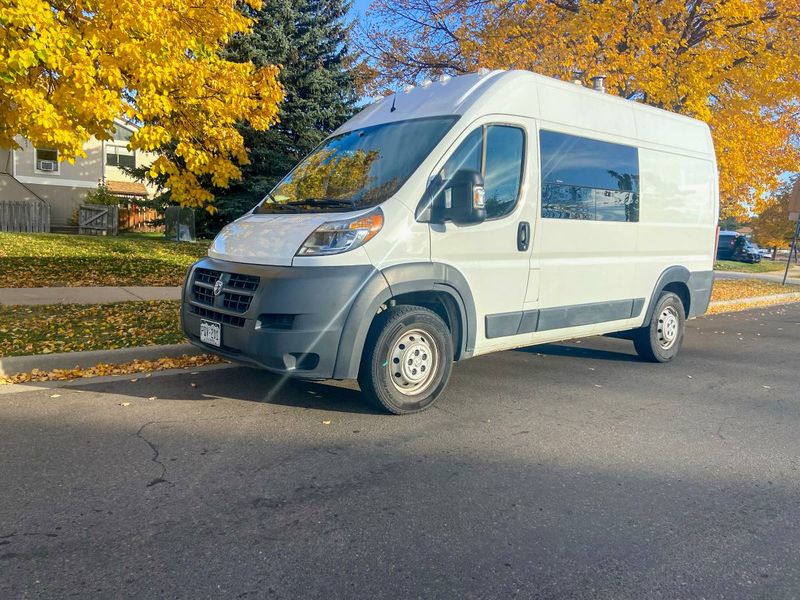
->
xmin=349 ymin=0 xmax=372 ymax=18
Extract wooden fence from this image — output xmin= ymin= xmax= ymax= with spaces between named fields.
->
xmin=119 ymin=205 xmax=161 ymax=232
xmin=79 ymin=204 xmax=119 ymax=236
xmin=0 ymin=199 xmax=50 ymax=233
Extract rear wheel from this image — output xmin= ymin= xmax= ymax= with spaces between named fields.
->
xmin=358 ymin=305 xmax=453 ymax=415
xmin=633 ymin=291 xmax=685 ymax=363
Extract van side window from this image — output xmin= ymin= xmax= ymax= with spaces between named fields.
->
xmin=439 ymin=125 xmax=525 ymax=219
xmin=540 ymin=130 xmax=640 ymax=222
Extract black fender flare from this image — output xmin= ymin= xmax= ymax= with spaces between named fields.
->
xmin=642 ymin=265 xmax=691 ymax=326
xmin=332 ymin=262 xmax=477 ymax=380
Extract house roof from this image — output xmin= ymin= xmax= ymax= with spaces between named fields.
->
xmin=106 ymin=180 xmax=149 ymax=197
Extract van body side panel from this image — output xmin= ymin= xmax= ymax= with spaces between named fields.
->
xmin=634 ymin=148 xmax=717 ymax=321
xmin=427 ymin=115 xmax=538 ymax=354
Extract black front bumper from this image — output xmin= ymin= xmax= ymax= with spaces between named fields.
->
xmin=182 ymin=257 xmax=379 ymax=380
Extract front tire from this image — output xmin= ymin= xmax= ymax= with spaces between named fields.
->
xmin=358 ymin=305 xmax=453 ymax=415
xmin=633 ymin=291 xmax=686 ymax=363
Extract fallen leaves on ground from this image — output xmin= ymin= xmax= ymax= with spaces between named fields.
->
xmin=0 ymin=301 xmax=183 ymax=357
xmin=707 ymin=295 xmax=800 ymax=315
xmin=0 ymin=354 xmax=224 ymax=385
xmin=711 ymin=279 xmax=797 ymax=302
xmin=707 ymin=279 xmax=800 ymax=314
xmin=0 ymin=232 xmax=208 ymax=287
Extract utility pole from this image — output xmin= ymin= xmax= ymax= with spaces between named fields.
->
xmin=782 ymin=178 xmax=800 ymax=285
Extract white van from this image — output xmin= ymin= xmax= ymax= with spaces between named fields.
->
xmin=182 ymin=70 xmax=718 ymax=414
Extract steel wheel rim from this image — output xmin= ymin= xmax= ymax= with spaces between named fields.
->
xmin=388 ymin=328 xmax=438 ymax=396
xmin=657 ymin=305 xmax=680 ymax=350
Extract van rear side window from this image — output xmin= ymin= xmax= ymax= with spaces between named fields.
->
xmin=540 ymin=130 xmax=640 ymax=222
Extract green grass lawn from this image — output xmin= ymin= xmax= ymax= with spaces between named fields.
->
xmin=0 ymin=232 xmax=209 ymax=287
xmin=714 ymin=259 xmax=787 ymax=273
xmin=0 ymin=301 xmax=183 ymax=357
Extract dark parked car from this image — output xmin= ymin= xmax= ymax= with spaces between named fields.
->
xmin=717 ymin=230 xmax=739 ymax=260
xmin=717 ymin=231 xmax=761 ymax=263
xmin=739 ymin=241 xmax=762 ymax=263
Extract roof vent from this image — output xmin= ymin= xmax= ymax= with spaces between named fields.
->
xmin=571 ymin=69 xmax=584 ymax=86
xmin=590 ymin=75 xmax=607 ymax=93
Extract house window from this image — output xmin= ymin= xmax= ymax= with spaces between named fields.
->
xmin=540 ymin=130 xmax=640 ymax=222
xmin=35 ymin=148 xmax=59 ymax=173
xmin=113 ymin=126 xmax=133 ymax=142
xmin=106 ymin=145 xmax=136 ymax=169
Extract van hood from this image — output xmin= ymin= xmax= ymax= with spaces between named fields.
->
xmin=208 ymin=213 xmax=334 ymax=266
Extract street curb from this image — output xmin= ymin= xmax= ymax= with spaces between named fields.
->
xmin=3 ymin=293 xmax=798 ymax=379
xmin=708 ymin=292 xmax=800 ymax=309
xmin=0 ymin=343 xmax=203 ymax=377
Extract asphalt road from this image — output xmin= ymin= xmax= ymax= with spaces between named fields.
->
xmin=2 ymin=304 xmax=799 ymax=599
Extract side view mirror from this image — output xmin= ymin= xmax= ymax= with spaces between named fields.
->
xmin=418 ymin=169 xmax=487 ymax=225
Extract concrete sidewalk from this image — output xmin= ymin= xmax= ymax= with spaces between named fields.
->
xmin=714 ymin=268 xmax=800 ymax=286
xmin=0 ymin=286 xmax=181 ymax=306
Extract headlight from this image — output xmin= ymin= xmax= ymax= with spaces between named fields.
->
xmin=296 ymin=208 xmax=384 ymax=256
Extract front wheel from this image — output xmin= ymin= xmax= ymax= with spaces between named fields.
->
xmin=358 ymin=305 xmax=453 ymax=415
xmin=633 ymin=291 xmax=685 ymax=363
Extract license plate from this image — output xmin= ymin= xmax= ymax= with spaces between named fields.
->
xmin=200 ymin=319 xmax=221 ymax=347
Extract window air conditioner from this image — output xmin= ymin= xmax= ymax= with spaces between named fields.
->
xmin=37 ymin=160 xmax=58 ymax=172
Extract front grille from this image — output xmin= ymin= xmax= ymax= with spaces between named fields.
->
xmin=223 ymin=291 xmax=251 ymax=313
xmin=195 ymin=268 xmax=222 ymax=286
xmin=193 ymin=284 xmax=215 ymax=306
xmin=190 ymin=267 xmax=260 ymax=314
xmin=228 ymin=273 xmax=259 ymax=291
xmin=190 ymin=305 xmax=246 ymax=328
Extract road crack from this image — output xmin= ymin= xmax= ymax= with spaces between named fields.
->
xmin=135 ymin=421 xmax=171 ymax=488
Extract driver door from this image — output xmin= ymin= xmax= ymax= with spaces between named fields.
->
xmin=428 ymin=116 xmax=538 ymax=353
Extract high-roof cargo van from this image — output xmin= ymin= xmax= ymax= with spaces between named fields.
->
xmin=182 ymin=70 xmax=718 ymax=414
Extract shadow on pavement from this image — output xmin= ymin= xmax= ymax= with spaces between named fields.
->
xmin=73 ymin=366 xmax=385 ymax=415
xmin=517 ymin=339 xmax=640 ymax=363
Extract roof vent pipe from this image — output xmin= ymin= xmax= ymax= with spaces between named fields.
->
xmin=591 ymin=75 xmax=606 ymax=93
xmin=571 ymin=69 xmax=584 ymax=86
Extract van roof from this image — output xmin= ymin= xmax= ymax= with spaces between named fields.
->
xmin=337 ymin=70 xmax=714 ymax=157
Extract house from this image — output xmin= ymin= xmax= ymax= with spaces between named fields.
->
xmin=0 ymin=118 xmax=158 ymax=228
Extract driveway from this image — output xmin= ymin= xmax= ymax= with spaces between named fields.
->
xmin=1 ymin=304 xmax=799 ymax=599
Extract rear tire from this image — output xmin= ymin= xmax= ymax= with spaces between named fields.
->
xmin=358 ymin=305 xmax=453 ymax=415
xmin=633 ymin=291 xmax=685 ymax=363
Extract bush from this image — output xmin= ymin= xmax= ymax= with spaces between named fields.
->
xmin=85 ymin=183 xmax=124 ymax=206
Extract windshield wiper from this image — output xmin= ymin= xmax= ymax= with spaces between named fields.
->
xmin=285 ymin=198 xmax=357 ymax=209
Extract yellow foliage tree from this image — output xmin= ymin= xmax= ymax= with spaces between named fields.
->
xmin=361 ymin=0 xmax=800 ymax=218
xmin=0 ymin=0 xmax=284 ymax=208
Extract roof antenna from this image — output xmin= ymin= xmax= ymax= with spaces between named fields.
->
xmin=390 ymin=90 xmax=397 ymax=113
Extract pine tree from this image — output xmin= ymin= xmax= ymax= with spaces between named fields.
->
xmin=199 ymin=0 xmax=359 ymax=235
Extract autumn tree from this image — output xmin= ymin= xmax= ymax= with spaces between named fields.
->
xmin=752 ymin=178 xmax=799 ymax=256
xmin=360 ymin=0 xmax=800 ymax=218
xmin=194 ymin=0 xmax=360 ymax=235
xmin=0 ymin=0 xmax=284 ymax=209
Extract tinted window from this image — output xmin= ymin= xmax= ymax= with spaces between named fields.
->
xmin=439 ymin=125 xmax=525 ymax=219
xmin=540 ymin=130 xmax=639 ymax=222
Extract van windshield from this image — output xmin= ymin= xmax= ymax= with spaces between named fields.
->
xmin=254 ymin=117 xmax=457 ymax=214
